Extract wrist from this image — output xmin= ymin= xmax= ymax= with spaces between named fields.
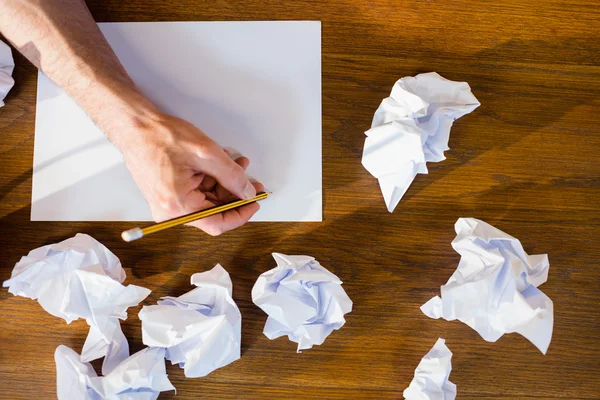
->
xmin=79 ymin=82 xmax=164 ymax=151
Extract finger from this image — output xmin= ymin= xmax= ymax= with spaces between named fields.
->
xmin=252 ymin=181 xmax=265 ymax=193
xmin=199 ymin=174 xmax=217 ymax=192
xmin=203 ymin=191 xmax=219 ymax=202
xmin=198 ymin=145 xmax=256 ymax=200
xmin=182 ymin=189 xmax=210 ymax=213
xmin=215 ymin=181 xmax=264 ymax=205
xmin=151 ymin=170 xmax=201 ymax=222
xmin=235 ymin=156 xmax=250 ymax=170
xmin=188 ymin=201 xmax=260 ymax=236
xmin=188 ymin=173 xmax=206 ymax=191
xmin=215 ymin=157 xmax=250 ymax=200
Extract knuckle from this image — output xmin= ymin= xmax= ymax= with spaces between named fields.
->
xmin=195 ymin=140 xmax=220 ymax=159
xmin=194 ymin=144 xmax=212 ymax=159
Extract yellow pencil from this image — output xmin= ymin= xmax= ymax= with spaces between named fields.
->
xmin=121 ymin=191 xmax=270 ymax=242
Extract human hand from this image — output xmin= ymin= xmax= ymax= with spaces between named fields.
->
xmin=115 ymin=111 xmax=263 ymax=236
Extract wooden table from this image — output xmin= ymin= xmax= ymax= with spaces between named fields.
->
xmin=1 ymin=1 xmax=599 ymax=399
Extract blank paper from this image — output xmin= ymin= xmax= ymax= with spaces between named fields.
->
xmin=32 ymin=21 xmax=322 ymax=221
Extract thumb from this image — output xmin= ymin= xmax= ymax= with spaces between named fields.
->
xmin=201 ymin=147 xmax=256 ymax=200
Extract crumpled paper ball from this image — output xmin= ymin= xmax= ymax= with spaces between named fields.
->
xmin=252 ymin=253 xmax=352 ymax=351
xmin=421 ymin=218 xmax=553 ymax=354
xmin=139 ymin=264 xmax=241 ymax=377
xmin=55 ymin=345 xmax=175 ymax=400
xmin=362 ymin=72 xmax=480 ymax=212
xmin=3 ymin=233 xmax=150 ymax=374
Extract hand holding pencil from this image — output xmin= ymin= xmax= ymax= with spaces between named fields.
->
xmin=118 ymin=114 xmax=264 ymax=237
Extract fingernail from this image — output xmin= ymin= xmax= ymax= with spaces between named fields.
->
xmin=243 ymin=181 xmax=256 ymax=199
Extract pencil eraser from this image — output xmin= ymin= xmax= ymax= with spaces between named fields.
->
xmin=121 ymin=228 xmax=143 ymax=242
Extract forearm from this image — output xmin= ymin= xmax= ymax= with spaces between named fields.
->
xmin=0 ymin=0 xmax=157 ymax=147
xmin=0 ymin=0 xmax=260 ymax=230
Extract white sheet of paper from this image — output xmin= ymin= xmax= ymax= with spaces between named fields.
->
xmin=362 ymin=72 xmax=480 ymax=212
xmin=403 ymin=338 xmax=456 ymax=400
xmin=139 ymin=264 xmax=241 ymax=377
xmin=421 ymin=218 xmax=553 ymax=354
xmin=55 ymin=345 xmax=175 ymax=400
xmin=252 ymin=253 xmax=352 ymax=352
xmin=0 ymin=40 xmax=15 ymax=107
xmin=32 ymin=21 xmax=322 ymax=221
xmin=3 ymin=234 xmax=151 ymax=374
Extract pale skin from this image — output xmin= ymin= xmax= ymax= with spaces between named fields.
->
xmin=0 ymin=0 xmax=263 ymax=236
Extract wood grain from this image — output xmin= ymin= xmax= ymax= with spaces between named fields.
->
xmin=1 ymin=0 xmax=599 ymax=399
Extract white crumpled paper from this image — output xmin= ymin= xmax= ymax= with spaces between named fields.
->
xmin=55 ymin=345 xmax=175 ymax=400
xmin=421 ymin=218 xmax=553 ymax=354
xmin=0 ymin=40 xmax=15 ymax=107
xmin=3 ymin=234 xmax=151 ymax=373
xmin=362 ymin=72 xmax=480 ymax=212
xmin=139 ymin=264 xmax=241 ymax=377
xmin=403 ymin=338 xmax=456 ymax=400
xmin=252 ymin=253 xmax=352 ymax=352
